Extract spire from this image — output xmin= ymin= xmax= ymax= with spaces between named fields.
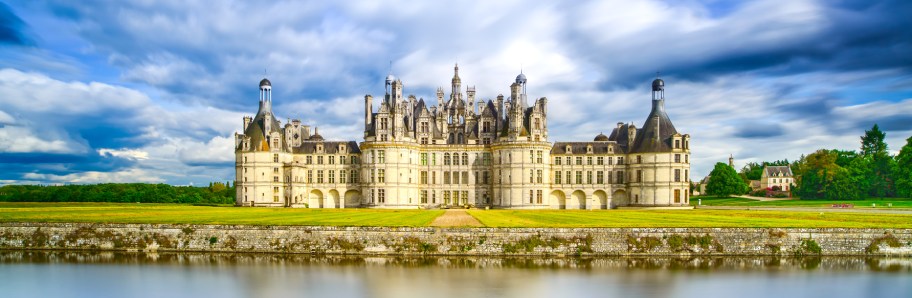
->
xmin=729 ymin=154 xmax=734 ymax=167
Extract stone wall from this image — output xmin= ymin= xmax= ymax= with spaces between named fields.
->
xmin=1 ymin=223 xmax=910 ymax=256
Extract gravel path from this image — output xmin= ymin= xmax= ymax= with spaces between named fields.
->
xmin=430 ymin=209 xmax=484 ymax=227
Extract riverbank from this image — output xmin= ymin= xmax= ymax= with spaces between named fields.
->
xmin=2 ymin=222 xmax=911 ymax=257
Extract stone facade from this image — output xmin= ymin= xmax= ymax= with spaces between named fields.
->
xmin=2 ymin=223 xmax=911 ymax=256
xmin=235 ymin=66 xmax=691 ymax=209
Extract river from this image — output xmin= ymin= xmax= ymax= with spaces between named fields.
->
xmin=1 ymin=251 xmax=910 ymax=298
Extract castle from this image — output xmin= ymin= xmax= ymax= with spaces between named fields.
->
xmin=235 ymin=65 xmax=691 ymax=209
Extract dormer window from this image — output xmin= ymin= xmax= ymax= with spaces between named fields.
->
xmin=586 ymin=145 xmax=593 ymax=153
xmin=565 ymin=145 xmax=572 ymax=153
xmin=340 ymin=144 xmax=346 ymax=152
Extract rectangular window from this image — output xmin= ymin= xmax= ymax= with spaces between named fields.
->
xmin=637 ymin=170 xmax=643 ymax=182
xmin=273 ymin=154 xmax=279 ymax=162
xmin=421 ymin=171 xmax=428 ymax=184
xmin=273 ymin=176 xmax=279 ymax=182
xmin=685 ymin=170 xmax=689 ymax=181
xmin=597 ymin=157 xmax=604 ymax=165
xmin=306 ymin=156 xmax=312 ymax=164
xmin=537 ymin=170 xmax=543 ymax=183
xmin=371 ymin=169 xmax=376 ymax=183
xmin=608 ymin=157 xmax=613 ymax=165
xmin=351 ymin=156 xmax=358 ymax=164
xmin=340 ymin=170 xmax=347 ymax=183
xmin=340 ymin=156 xmax=346 ymax=164
xmin=483 ymin=153 xmax=491 ymax=165
xmin=462 ymin=191 xmax=468 ymax=205
xmin=536 ymin=190 xmax=542 ymax=204
xmin=555 ymin=171 xmax=562 ymax=184
xmin=675 ymin=169 xmax=681 ymax=182
xmin=530 ymin=169 xmax=534 ymax=183
xmin=462 ymin=154 xmax=469 ymax=166
xmin=432 ymin=191 xmax=436 ymax=204
xmin=378 ymin=169 xmax=385 ymax=183
xmin=618 ymin=157 xmax=624 ymax=165
xmin=675 ymin=140 xmax=681 ymax=149
xmin=378 ymin=150 xmax=385 ymax=163
xmin=587 ymin=171 xmax=593 ymax=184
xmin=587 ymin=157 xmax=593 ymax=165
xmin=421 ymin=153 xmax=428 ymax=165
xmin=462 ymin=172 xmax=468 ymax=185
xmin=685 ymin=155 xmax=689 ymax=163
xmin=530 ymin=150 xmax=535 ymax=163
xmin=675 ymin=154 xmax=681 ymax=163
xmin=566 ymin=171 xmax=571 ymax=184
xmin=616 ymin=171 xmax=624 ymax=183
xmin=329 ymin=156 xmax=335 ymax=164
xmin=432 ymin=153 xmax=436 ymax=165
xmin=530 ymin=190 xmax=534 ymax=204
xmin=317 ymin=170 xmax=324 ymax=183
xmin=307 ymin=170 xmax=313 ymax=183
xmin=537 ymin=151 xmax=543 ymax=164
xmin=378 ymin=189 xmax=385 ymax=203
xmin=328 ymin=171 xmax=335 ymax=183
xmin=444 ymin=172 xmax=451 ymax=184
xmin=576 ymin=171 xmax=582 ymax=184
xmin=317 ymin=156 xmax=323 ymax=164
xmin=597 ymin=171 xmax=604 ymax=184
xmin=576 ymin=157 xmax=582 ymax=165
xmin=421 ymin=190 xmax=428 ymax=204
xmin=351 ymin=170 xmax=358 ymax=183
xmin=555 ymin=157 xmax=561 ymax=165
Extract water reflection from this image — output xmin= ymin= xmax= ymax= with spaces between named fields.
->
xmin=1 ymin=251 xmax=910 ymax=298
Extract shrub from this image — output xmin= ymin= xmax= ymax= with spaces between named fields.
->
xmin=209 ymin=236 xmax=218 ymax=245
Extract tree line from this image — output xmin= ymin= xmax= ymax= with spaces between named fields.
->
xmin=705 ymin=124 xmax=912 ymax=199
xmin=0 ymin=182 xmax=236 ymax=204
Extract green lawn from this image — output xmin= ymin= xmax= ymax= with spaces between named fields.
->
xmin=466 ymin=209 xmax=912 ymax=228
xmin=0 ymin=202 xmax=443 ymax=227
xmin=691 ymin=196 xmax=912 ymax=208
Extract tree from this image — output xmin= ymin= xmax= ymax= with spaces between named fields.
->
xmin=860 ymin=124 xmax=895 ymax=197
xmin=896 ymin=135 xmax=912 ymax=198
xmin=706 ymin=162 xmax=747 ymax=197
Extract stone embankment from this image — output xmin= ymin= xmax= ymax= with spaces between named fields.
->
xmin=1 ymin=223 xmax=910 ymax=256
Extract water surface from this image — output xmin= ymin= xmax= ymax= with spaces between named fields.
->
xmin=1 ymin=252 xmax=910 ymax=298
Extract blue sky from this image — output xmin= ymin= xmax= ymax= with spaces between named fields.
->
xmin=1 ymin=0 xmax=911 ymax=185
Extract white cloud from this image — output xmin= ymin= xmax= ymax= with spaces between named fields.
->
xmin=176 ymin=135 xmax=236 ymax=165
xmin=0 ymin=110 xmax=13 ymax=124
xmin=0 ymin=125 xmax=84 ymax=154
xmin=0 ymin=68 xmax=150 ymax=114
xmin=98 ymin=148 xmax=149 ymax=160
xmin=23 ymin=169 xmax=164 ymax=184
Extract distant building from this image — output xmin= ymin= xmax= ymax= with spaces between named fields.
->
xmin=234 ymin=65 xmax=691 ymax=209
xmin=760 ymin=166 xmax=793 ymax=192
xmin=749 ymin=180 xmax=761 ymax=191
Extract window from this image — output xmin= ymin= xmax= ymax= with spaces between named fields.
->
xmin=576 ymin=171 xmax=582 ymax=184
xmin=616 ymin=171 xmax=624 ymax=183
xmin=421 ymin=153 xmax=427 ymax=165
xmin=421 ymin=122 xmax=429 ymax=133
xmin=637 ymin=156 xmax=642 ymax=164
xmin=685 ymin=170 xmax=689 ymax=181
xmin=421 ymin=190 xmax=428 ymax=204
xmin=371 ymin=169 xmax=375 ymax=182
xmin=317 ymin=170 xmax=324 ymax=183
xmin=675 ymin=140 xmax=681 ymax=149
xmin=378 ymin=169 xmax=385 ymax=183
xmin=444 ymin=153 xmax=451 ymax=165
xmin=273 ymin=176 xmax=279 ymax=182
xmin=351 ymin=156 xmax=359 ymax=164
xmin=432 ymin=191 xmax=436 ymax=204
xmin=534 ymin=118 xmax=541 ymax=130
xmin=537 ymin=170 xmax=542 ymax=183
xmin=378 ymin=189 xmax=385 ymax=203
xmin=351 ymin=170 xmax=358 ymax=183
xmin=637 ymin=170 xmax=643 ymax=182
xmin=432 ymin=153 xmax=437 ymax=165
xmin=597 ymin=171 xmax=604 ymax=184
xmin=273 ymin=154 xmax=279 ymax=162
xmin=453 ymin=172 xmax=460 ymax=184
xmin=462 ymin=153 xmax=469 ymax=165
xmin=576 ymin=157 xmax=582 ymax=165
xmin=587 ymin=171 xmax=593 ymax=184
xmin=618 ymin=157 xmax=624 ymax=165
xmin=378 ymin=150 xmax=385 ymax=163
xmin=444 ymin=191 xmax=451 ymax=204
xmin=328 ymin=156 xmax=334 ymax=164
xmin=566 ymin=171 xmax=571 ymax=184
xmin=483 ymin=153 xmax=491 ymax=165
xmin=421 ymin=171 xmax=428 ymax=184
xmin=317 ymin=156 xmax=323 ymax=164
xmin=340 ymin=170 xmax=347 ymax=183
xmin=274 ymin=167 xmax=279 ymax=173
xmin=530 ymin=150 xmax=535 ymax=163
xmin=587 ymin=156 xmax=593 ymax=165
xmin=307 ymin=170 xmax=313 ymax=183
xmin=483 ymin=171 xmax=490 ymax=184
xmin=675 ymin=154 xmax=681 ymax=163
xmin=340 ymin=156 xmax=346 ymax=164
xmin=565 ymin=156 xmax=571 ymax=165
xmin=536 ymin=190 xmax=543 ymax=204
xmin=461 ymin=191 xmax=468 ymax=205
xmin=329 ymin=171 xmax=335 ymax=183
xmin=674 ymin=169 xmax=681 ymax=182
xmin=555 ymin=157 xmax=562 ymax=165
xmin=685 ymin=155 xmax=689 ymax=163
xmin=597 ymin=157 xmax=604 ymax=165
xmin=432 ymin=171 xmax=437 ymax=184
xmin=530 ymin=190 xmax=534 ymax=204
xmin=537 ymin=151 xmax=543 ymax=163
xmin=462 ymin=172 xmax=468 ymax=185
xmin=444 ymin=172 xmax=451 ymax=184
xmin=555 ymin=171 xmax=562 ymax=184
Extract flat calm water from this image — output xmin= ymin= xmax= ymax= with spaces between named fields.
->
xmin=1 ymin=252 xmax=910 ymax=298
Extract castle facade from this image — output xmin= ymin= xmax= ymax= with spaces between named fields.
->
xmin=235 ymin=65 xmax=691 ymax=209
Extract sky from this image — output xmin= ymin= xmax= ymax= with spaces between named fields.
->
xmin=0 ymin=0 xmax=911 ymax=186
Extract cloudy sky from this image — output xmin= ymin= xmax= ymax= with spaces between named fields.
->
xmin=1 ymin=0 xmax=910 ymax=185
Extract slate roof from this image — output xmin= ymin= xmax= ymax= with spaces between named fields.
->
xmin=292 ymin=141 xmax=361 ymax=154
xmin=629 ymin=99 xmax=678 ymax=153
xmin=550 ymin=142 xmax=619 ymax=154
xmin=764 ymin=166 xmax=793 ymax=177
